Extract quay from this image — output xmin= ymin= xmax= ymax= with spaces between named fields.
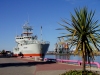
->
xmin=46 ymin=52 xmax=100 ymax=56
xmin=0 ymin=56 xmax=100 ymax=75
xmin=20 ymin=57 xmax=100 ymax=75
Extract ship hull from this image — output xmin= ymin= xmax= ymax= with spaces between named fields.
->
xmin=13 ymin=43 xmax=49 ymax=59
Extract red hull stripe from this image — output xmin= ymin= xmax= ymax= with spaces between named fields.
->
xmin=13 ymin=54 xmax=18 ymax=56
xmin=23 ymin=54 xmax=41 ymax=56
xmin=13 ymin=54 xmax=41 ymax=56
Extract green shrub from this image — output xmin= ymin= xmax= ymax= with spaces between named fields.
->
xmin=60 ymin=70 xmax=99 ymax=75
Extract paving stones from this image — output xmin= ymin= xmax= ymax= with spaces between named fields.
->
xmin=0 ymin=58 xmax=36 ymax=75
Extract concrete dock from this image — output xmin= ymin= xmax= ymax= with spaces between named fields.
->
xmin=0 ymin=57 xmax=100 ymax=75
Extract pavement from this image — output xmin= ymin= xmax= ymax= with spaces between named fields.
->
xmin=0 ymin=57 xmax=100 ymax=75
xmin=0 ymin=57 xmax=36 ymax=75
xmin=20 ymin=57 xmax=100 ymax=75
xmin=34 ymin=63 xmax=100 ymax=75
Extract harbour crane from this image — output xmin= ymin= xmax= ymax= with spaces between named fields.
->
xmin=54 ymin=37 xmax=69 ymax=53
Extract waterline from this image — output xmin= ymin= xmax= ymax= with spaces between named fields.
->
xmin=45 ymin=55 xmax=100 ymax=63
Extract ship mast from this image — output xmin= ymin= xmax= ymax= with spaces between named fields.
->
xmin=23 ymin=22 xmax=33 ymax=36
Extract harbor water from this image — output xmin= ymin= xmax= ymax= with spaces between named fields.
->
xmin=45 ymin=55 xmax=100 ymax=63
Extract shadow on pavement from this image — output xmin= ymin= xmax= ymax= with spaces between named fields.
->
xmin=0 ymin=61 xmax=56 ymax=68
xmin=0 ymin=55 xmax=17 ymax=58
xmin=0 ymin=55 xmax=56 ymax=68
xmin=0 ymin=55 xmax=57 ymax=68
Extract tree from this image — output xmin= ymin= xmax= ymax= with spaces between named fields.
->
xmin=57 ymin=7 xmax=100 ymax=71
xmin=1 ymin=49 xmax=6 ymax=56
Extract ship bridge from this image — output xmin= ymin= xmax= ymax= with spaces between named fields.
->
xmin=22 ymin=22 xmax=33 ymax=36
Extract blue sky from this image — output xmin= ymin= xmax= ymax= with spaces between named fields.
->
xmin=0 ymin=0 xmax=100 ymax=51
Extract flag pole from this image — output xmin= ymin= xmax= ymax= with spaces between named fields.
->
xmin=41 ymin=26 xmax=43 ymax=41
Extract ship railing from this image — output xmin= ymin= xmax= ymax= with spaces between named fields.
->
xmin=22 ymin=41 xmax=50 ymax=45
xmin=30 ymin=41 xmax=50 ymax=44
xmin=45 ymin=41 xmax=50 ymax=44
xmin=41 ymin=41 xmax=50 ymax=44
xmin=22 ymin=41 xmax=40 ymax=44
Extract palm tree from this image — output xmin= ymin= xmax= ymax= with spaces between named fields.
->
xmin=57 ymin=7 xmax=100 ymax=71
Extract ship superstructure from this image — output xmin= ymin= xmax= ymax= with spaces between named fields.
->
xmin=13 ymin=22 xmax=50 ymax=60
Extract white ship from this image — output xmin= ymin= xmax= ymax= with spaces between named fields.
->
xmin=13 ymin=22 xmax=50 ymax=60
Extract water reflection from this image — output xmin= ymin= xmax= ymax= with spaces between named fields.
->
xmin=70 ymin=55 xmax=81 ymax=60
xmin=46 ymin=54 xmax=70 ymax=60
xmin=55 ymin=54 xmax=70 ymax=60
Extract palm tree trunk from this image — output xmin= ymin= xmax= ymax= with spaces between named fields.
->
xmin=82 ymin=42 xmax=86 ymax=71
xmin=82 ymin=53 xmax=86 ymax=71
